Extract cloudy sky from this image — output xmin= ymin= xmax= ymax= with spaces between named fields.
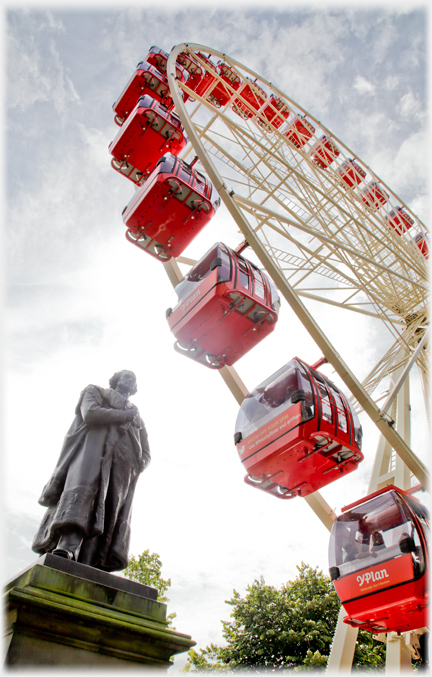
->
xmin=4 ymin=2 xmax=428 ymax=671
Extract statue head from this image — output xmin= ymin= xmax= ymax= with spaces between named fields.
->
xmin=109 ymin=370 xmax=138 ymax=397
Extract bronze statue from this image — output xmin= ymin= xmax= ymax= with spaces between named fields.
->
xmin=32 ymin=370 xmax=150 ymax=572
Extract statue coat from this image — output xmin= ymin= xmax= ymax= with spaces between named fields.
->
xmin=32 ymin=384 xmax=150 ymax=571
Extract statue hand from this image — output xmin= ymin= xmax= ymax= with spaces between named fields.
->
xmin=139 ymin=456 xmax=149 ymax=472
xmin=123 ymin=409 xmax=136 ymax=422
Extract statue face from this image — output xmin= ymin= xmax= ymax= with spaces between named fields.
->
xmin=115 ymin=370 xmax=136 ymax=397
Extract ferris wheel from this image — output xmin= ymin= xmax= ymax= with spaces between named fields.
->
xmin=110 ymin=42 xmax=429 ymax=669
xmin=162 ymin=43 xmax=429 ymax=669
xmin=161 ymin=44 xmax=428 ymax=485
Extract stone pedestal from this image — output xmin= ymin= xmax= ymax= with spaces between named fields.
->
xmin=4 ymin=554 xmax=195 ymax=668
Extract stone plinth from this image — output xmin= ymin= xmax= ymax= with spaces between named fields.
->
xmin=4 ymin=554 xmax=195 ymax=668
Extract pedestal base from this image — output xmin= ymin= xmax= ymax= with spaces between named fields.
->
xmin=4 ymin=554 xmax=195 ymax=668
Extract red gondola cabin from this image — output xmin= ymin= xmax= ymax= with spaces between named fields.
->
xmin=414 ymin=232 xmax=429 ymax=259
xmin=189 ymin=54 xmax=242 ymax=108
xmin=329 ymin=485 xmax=429 ymax=634
xmin=140 ymin=46 xmax=190 ymax=103
xmin=361 ymin=181 xmax=389 ymax=211
xmin=109 ymin=94 xmax=187 ymax=185
xmin=166 ymin=243 xmax=280 ymax=368
xmin=385 ymin=207 xmax=414 ymax=236
xmin=122 ymin=154 xmax=220 ymax=260
xmin=112 ymin=61 xmax=184 ymax=126
xmin=232 ymin=78 xmax=267 ymax=120
xmin=187 ymin=52 xmax=217 ymax=100
xmin=177 ymin=51 xmax=203 ymax=78
xmin=258 ymin=95 xmax=290 ymax=131
xmin=338 ymin=159 xmax=366 ymax=189
xmin=177 ymin=52 xmax=205 ymax=101
xmin=144 ymin=45 xmax=170 ymax=75
xmin=310 ymin=135 xmax=340 ymax=169
xmin=234 ymin=358 xmax=363 ymax=498
xmin=284 ymin=116 xmax=316 ymax=149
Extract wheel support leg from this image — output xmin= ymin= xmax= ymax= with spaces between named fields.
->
xmin=326 ymin=607 xmax=358 ymax=673
xmin=385 ymin=634 xmax=413 ymax=672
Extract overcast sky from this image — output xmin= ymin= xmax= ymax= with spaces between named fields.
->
xmin=3 ymin=3 xmax=428 ymax=672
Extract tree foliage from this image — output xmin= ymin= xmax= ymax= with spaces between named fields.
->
xmin=123 ymin=549 xmax=176 ymax=624
xmin=183 ymin=563 xmax=386 ymax=671
xmin=124 ymin=549 xmax=171 ymax=601
xmin=218 ymin=563 xmax=339 ymax=670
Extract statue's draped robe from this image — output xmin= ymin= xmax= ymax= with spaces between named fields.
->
xmin=32 ymin=385 xmax=150 ymax=571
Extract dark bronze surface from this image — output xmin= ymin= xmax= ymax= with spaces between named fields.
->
xmin=32 ymin=371 xmax=150 ymax=572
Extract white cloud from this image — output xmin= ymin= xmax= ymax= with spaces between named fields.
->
xmin=353 ymin=74 xmax=376 ymax=95
xmin=7 ymin=11 xmax=80 ymax=114
xmin=396 ymin=91 xmax=425 ymax=123
xmin=371 ymin=130 xmax=428 ymax=209
xmin=384 ymin=75 xmax=399 ymax=91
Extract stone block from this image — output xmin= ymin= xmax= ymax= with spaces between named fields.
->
xmin=4 ymin=554 xmax=195 ymax=668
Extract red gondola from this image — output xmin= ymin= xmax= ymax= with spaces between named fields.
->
xmin=177 ymin=51 xmax=205 ymax=100
xmin=122 ymin=154 xmax=220 ymax=261
xmin=310 ymin=135 xmax=340 ymax=169
xmin=144 ymin=45 xmax=169 ymax=74
xmin=284 ymin=116 xmax=316 ymax=149
xmin=177 ymin=51 xmax=203 ymax=77
xmin=414 ymin=232 xmax=429 ymax=259
xmin=112 ymin=61 xmax=184 ymax=126
xmin=109 ymin=94 xmax=187 ymax=186
xmin=143 ymin=45 xmax=189 ymax=97
xmin=188 ymin=52 xmax=217 ymax=99
xmin=234 ymin=358 xmax=363 ymax=499
xmin=338 ymin=159 xmax=366 ymax=188
xmin=213 ymin=60 xmax=242 ymax=107
xmin=166 ymin=243 xmax=280 ymax=368
xmin=258 ymin=95 xmax=290 ymax=130
xmin=190 ymin=54 xmax=242 ymax=108
xmin=361 ymin=181 xmax=389 ymax=211
xmin=329 ymin=485 xmax=429 ymax=634
xmin=385 ymin=207 xmax=414 ymax=236
xmin=232 ymin=78 xmax=267 ymax=120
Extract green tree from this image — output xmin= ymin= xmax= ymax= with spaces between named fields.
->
xmin=184 ymin=645 xmax=225 ymax=672
xmin=123 ymin=549 xmax=176 ymax=624
xmin=183 ymin=563 xmax=386 ymax=671
xmin=353 ymin=634 xmax=386 ymax=672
